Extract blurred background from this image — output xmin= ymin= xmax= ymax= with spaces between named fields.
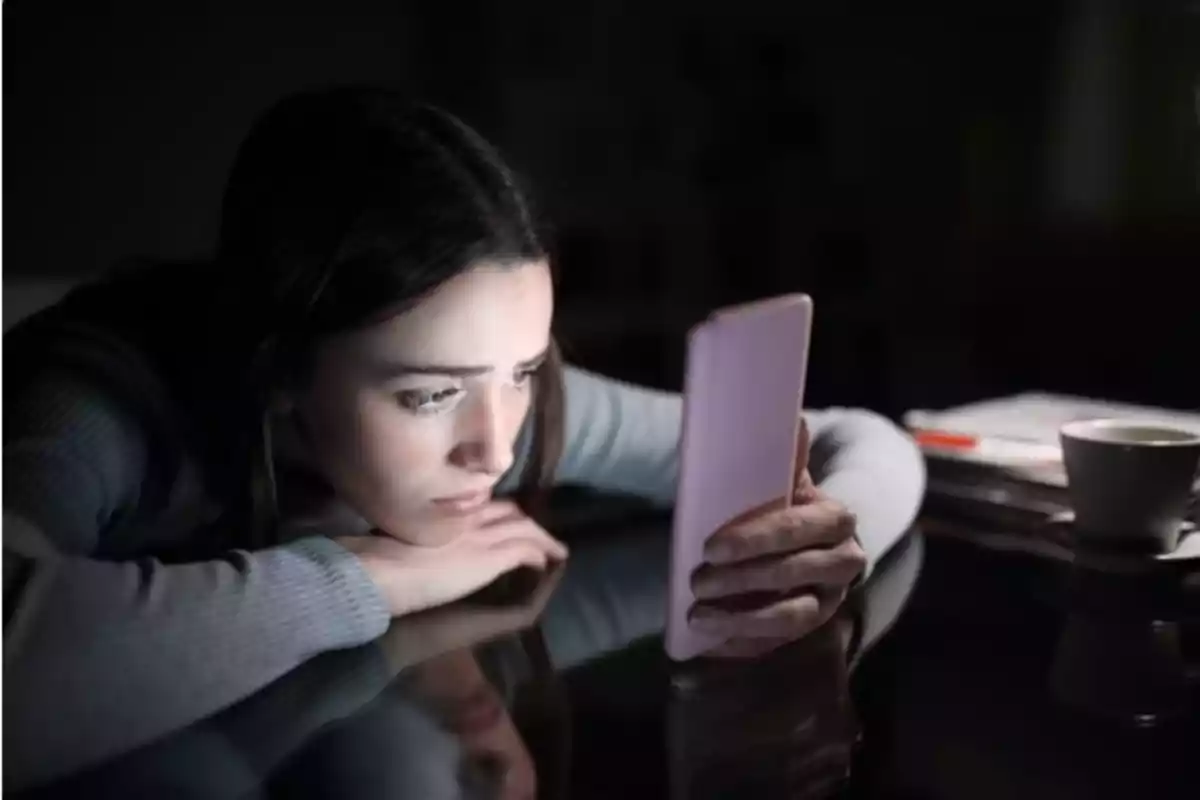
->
xmin=5 ymin=0 xmax=1199 ymax=418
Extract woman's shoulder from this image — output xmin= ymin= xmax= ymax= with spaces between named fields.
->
xmin=4 ymin=366 xmax=157 ymax=551
xmin=5 ymin=287 xmax=194 ymax=520
xmin=6 ymin=259 xmax=205 ymax=432
xmin=6 ymin=367 xmax=152 ymax=476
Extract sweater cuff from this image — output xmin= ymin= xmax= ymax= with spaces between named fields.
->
xmin=278 ymin=537 xmax=391 ymax=652
xmin=818 ymin=466 xmax=923 ymax=584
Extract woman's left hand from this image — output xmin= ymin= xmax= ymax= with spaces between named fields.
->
xmin=689 ymin=419 xmax=867 ymax=659
xmin=379 ymin=563 xmax=565 ymax=674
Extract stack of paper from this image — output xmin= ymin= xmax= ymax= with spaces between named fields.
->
xmin=904 ymin=393 xmax=1200 ymax=532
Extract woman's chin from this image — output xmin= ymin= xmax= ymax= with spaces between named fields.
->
xmin=374 ymin=515 xmax=474 ymax=547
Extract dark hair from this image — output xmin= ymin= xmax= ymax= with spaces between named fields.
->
xmin=196 ymin=84 xmax=562 ymax=543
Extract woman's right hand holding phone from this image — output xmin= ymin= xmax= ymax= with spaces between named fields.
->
xmin=336 ymin=500 xmax=568 ymax=617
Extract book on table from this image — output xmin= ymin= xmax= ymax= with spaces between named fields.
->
xmin=903 ymin=392 xmax=1200 ymax=544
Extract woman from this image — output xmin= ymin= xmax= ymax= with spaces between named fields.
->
xmin=3 ymin=84 xmax=925 ymax=788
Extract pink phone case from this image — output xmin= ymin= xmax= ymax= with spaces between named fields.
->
xmin=665 ymin=294 xmax=814 ymax=662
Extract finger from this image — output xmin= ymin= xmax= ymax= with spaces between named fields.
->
xmin=517 ymin=526 xmax=569 ymax=561
xmin=692 ymin=540 xmax=867 ymax=599
xmin=495 ymin=521 xmax=568 ymax=559
xmin=475 ymin=499 xmax=524 ymax=526
xmin=793 ymin=468 xmax=818 ymax=505
xmin=706 ymin=635 xmax=791 ymax=660
xmin=486 ymin=538 xmax=551 ymax=576
xmin=479 ymin=517 xmax=569 ymax=560
xmin=691 ymin=593 xmax=827 ymax=639
xmin=705 ymin=500 xmax=856 ymax=564
xmin=792 ymin=416 xmax=815 ymax=500
xmin=495 ymin=530 xmax=569 ymax=562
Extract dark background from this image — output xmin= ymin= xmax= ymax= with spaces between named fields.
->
xmin=5 ymin=0 xmax=1198 ymax=418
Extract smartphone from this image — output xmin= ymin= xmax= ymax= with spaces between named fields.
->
xmin=665 ymin=294 xmax=814 ymax=662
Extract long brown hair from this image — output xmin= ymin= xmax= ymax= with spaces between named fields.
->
xmin=513 ymin=339 xmax=565 ymax=522
xmin=180 ymin=84 xmax=560 ymax=544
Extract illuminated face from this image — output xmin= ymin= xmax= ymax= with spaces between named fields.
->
xmin=292 ymin=260 xmax=553 ymax=545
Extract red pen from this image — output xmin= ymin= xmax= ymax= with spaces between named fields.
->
xmin=911 ymin=428 xmax=1062 ymax=463
xmin=912 ymin=429 xmax=980 ymax=451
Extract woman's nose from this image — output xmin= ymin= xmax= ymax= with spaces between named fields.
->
xmin=453 ymin=390 xmax=515 ymax=476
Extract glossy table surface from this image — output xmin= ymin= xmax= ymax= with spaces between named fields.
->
xmin=14 ymin=509 xmax=1199 ymax=800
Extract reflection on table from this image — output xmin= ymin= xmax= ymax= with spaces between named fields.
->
xmin=850 ymin=519 xmax=1199 ymax=800
xmin=15 ymin=509 xmax=925 ymax=800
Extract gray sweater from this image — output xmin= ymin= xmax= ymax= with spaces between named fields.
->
xmin=3 ymin=364 xmax=925 ymax=787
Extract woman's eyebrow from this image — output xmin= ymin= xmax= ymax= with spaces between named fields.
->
xmin=372 ymin=347 xmax=549 ymax=379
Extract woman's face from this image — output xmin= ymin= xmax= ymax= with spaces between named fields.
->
xmin=291 ymin=260 xmax=553 ymax=545
xmin=419 ymin=650 xmax=539 ymax=800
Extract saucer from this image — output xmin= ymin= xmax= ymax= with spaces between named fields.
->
xmin=1047 ymin=512 xmax=1199 ymax=564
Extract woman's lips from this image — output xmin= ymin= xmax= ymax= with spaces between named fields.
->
xmin=430 ymin=490 xmax=492 ymax=516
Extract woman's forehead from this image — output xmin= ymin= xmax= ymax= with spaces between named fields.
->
xmin=347 ymin=260 xmax=553 ymax=367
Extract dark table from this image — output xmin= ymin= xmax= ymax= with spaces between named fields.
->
xmin=845 ymin=522 xmax=1199 ymax=800
xmin=13 ymin=510 xmax=1199 ymax=799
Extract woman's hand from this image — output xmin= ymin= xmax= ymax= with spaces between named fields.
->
xmin=336 ymin=501 xmax=568 ymax=618
xmin=690 ymin=419 xmax=867 ymax=659
xmin=377 ymin=564 xmax=565 ymax=674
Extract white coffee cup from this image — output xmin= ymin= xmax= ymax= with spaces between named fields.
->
xmin=1060 ymin=419 xmax=1200 ymax=554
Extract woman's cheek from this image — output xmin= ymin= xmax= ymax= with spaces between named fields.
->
xmin=361 ymin=403 xmax=455 ymax=483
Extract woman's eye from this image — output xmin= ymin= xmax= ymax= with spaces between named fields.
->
xmin=397 ymin=387 xmax=462 ymax=414
xmin=512 ymin=367 xmax=537 ymax=389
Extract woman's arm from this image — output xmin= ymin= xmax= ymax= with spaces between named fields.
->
xmin=508 ymin=366 xmax=925 ymax=572
xmin=802 ymin=406 xmax=926 ymax=575
xmin=2 ymin=374 xmax=391 ymax=790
